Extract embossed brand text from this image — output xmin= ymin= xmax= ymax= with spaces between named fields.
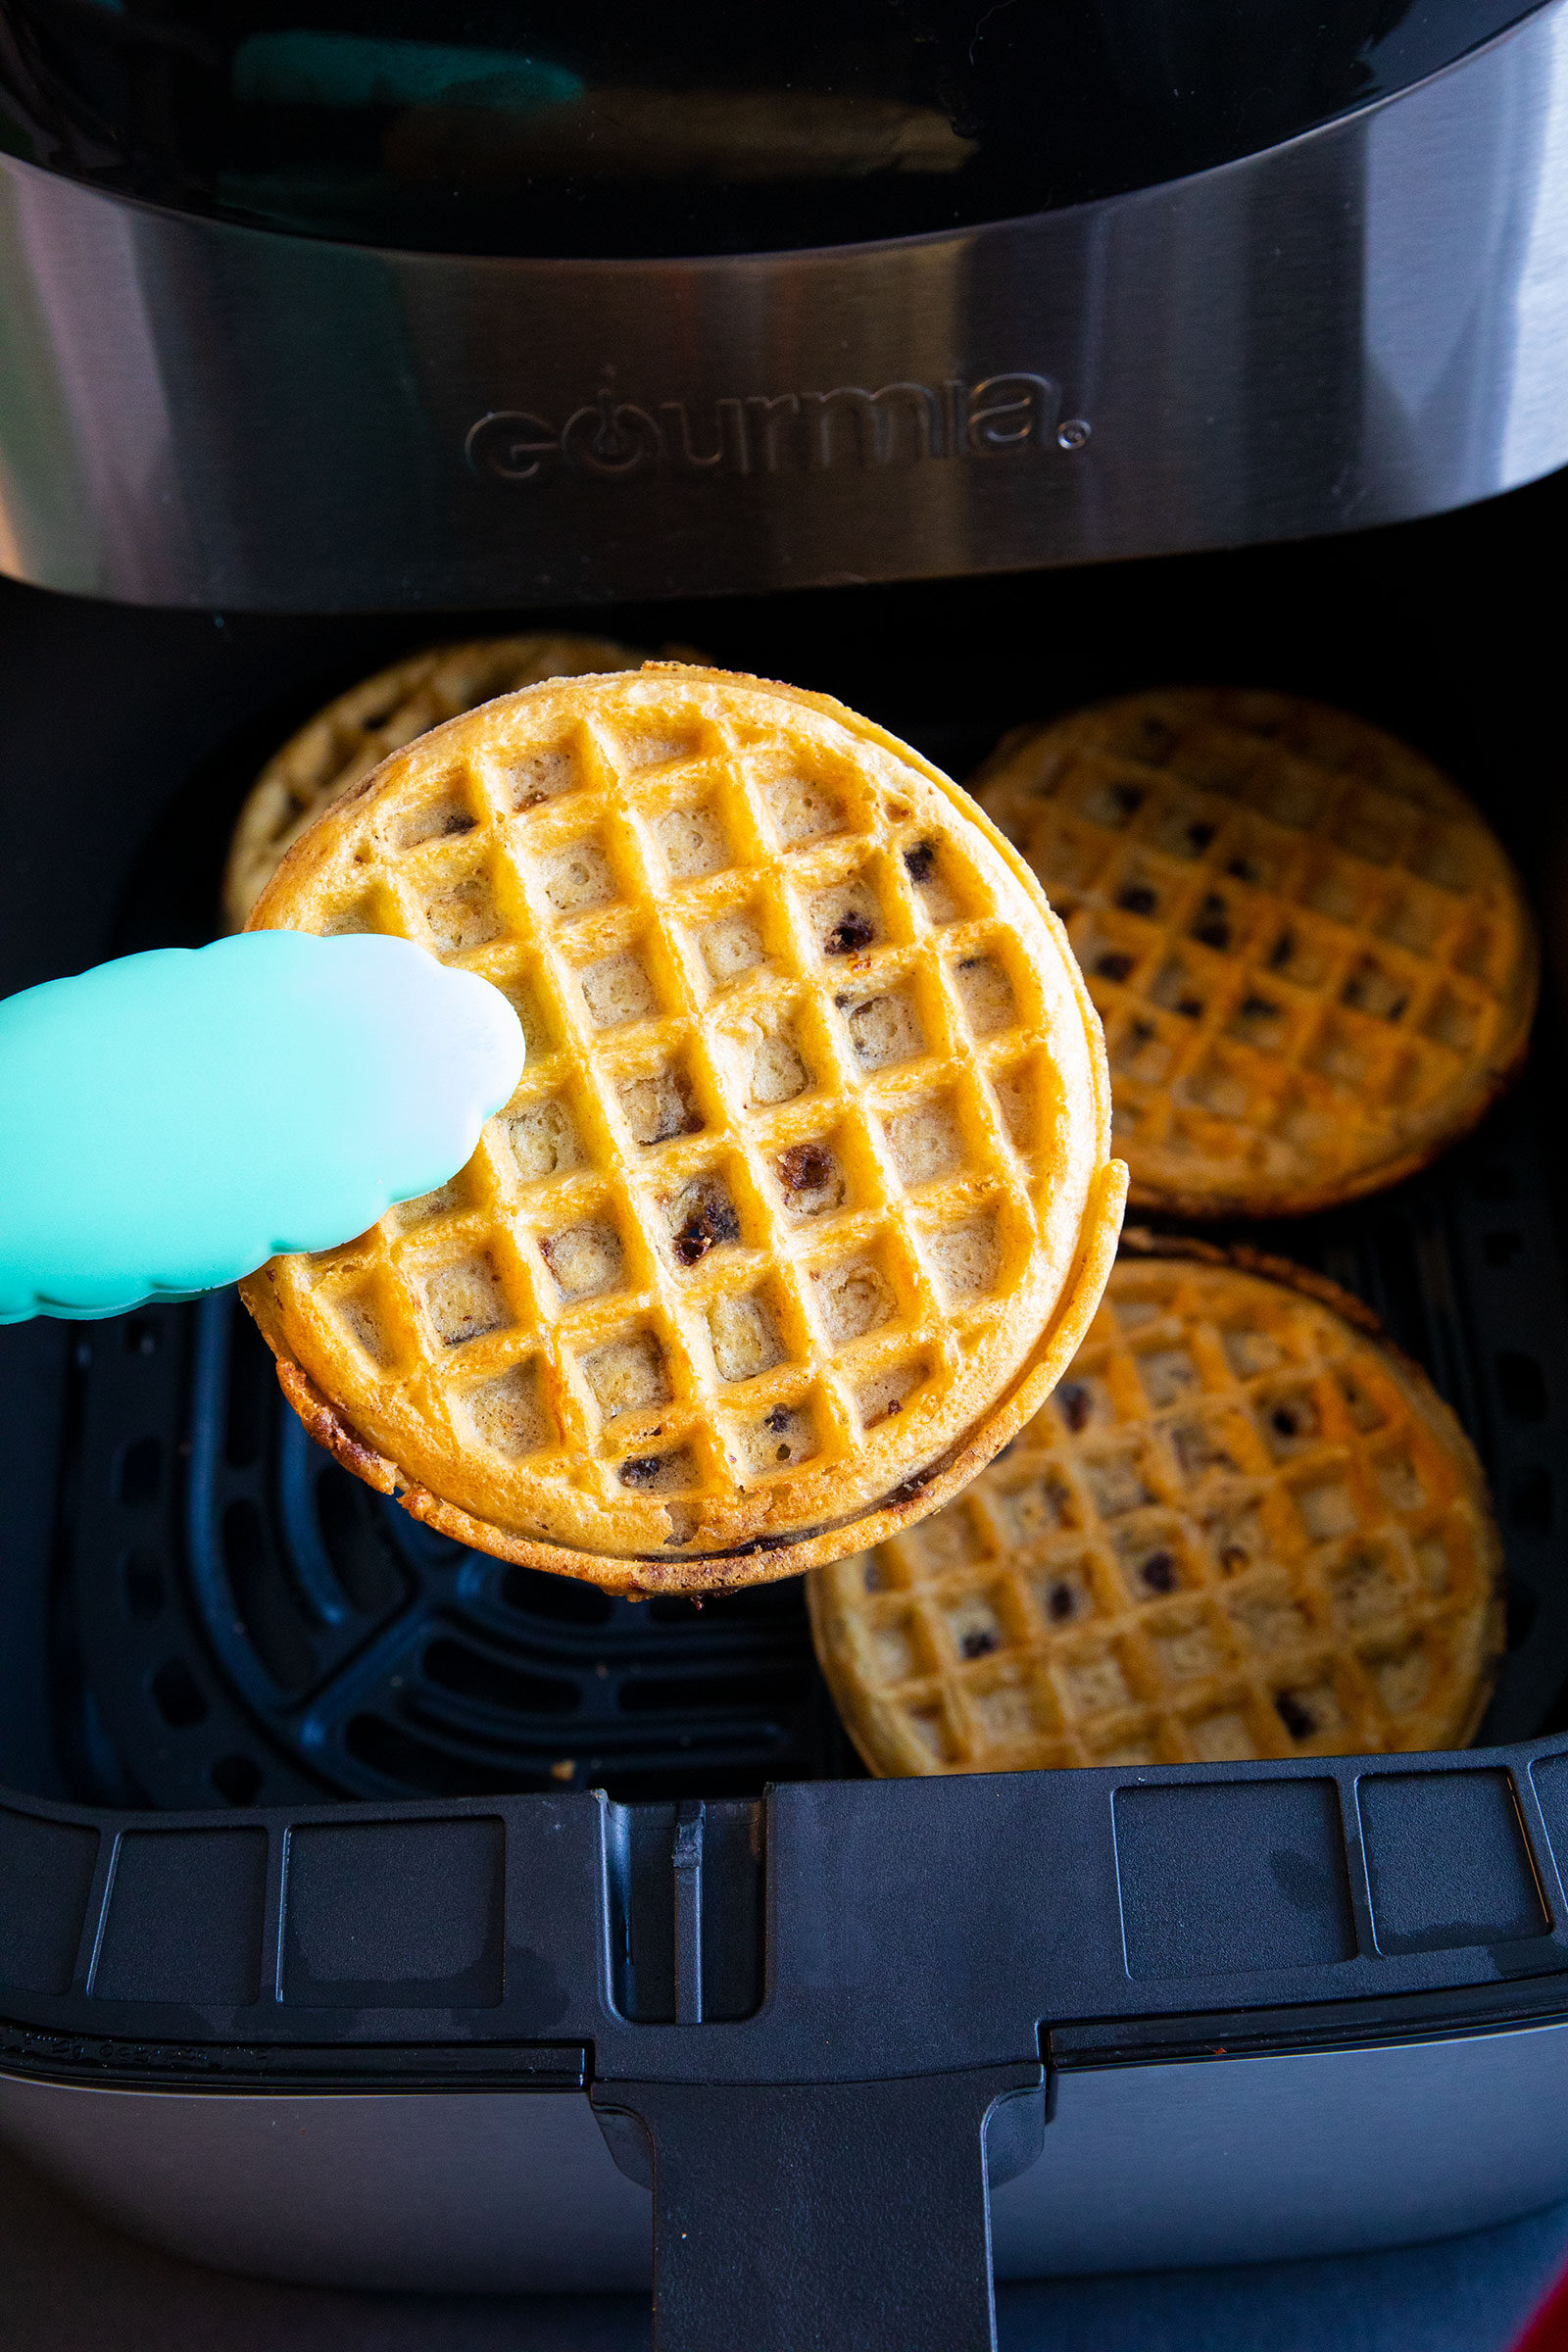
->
xmin=467 ymin=375 xmax=1087 ymax=485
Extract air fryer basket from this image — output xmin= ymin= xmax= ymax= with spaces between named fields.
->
xmin=5 ymin=473 xmax=1568 ymax=2350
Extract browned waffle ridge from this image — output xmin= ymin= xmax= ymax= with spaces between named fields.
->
xmin=808 ymin=1236 xmax=1504 ymax=1773
xmin=222 ymin=634 xmax=655 ymax=929
xmin=240 ymin=664 xmax=1127 ymax=1592
xmin=972 ymin=688 xmax=1539 ymax=1217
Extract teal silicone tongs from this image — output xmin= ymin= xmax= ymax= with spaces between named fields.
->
xmin=0 ymin=932 xmax=524 ymax=1324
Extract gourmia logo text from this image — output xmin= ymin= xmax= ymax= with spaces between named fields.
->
xmin=466 ymin=375 xmax=1089 ymax=485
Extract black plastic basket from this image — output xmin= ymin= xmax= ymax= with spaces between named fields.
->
xmin=5 ymin=476 xmax=1568 ymax=2347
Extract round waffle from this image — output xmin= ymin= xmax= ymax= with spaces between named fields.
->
xmin=240 ymin=664 xmax=1127 ymax=1593
xmin=972 ymin=689 xmax=1538 ymax=1218
xmin=222 ymin=634 xmax=653 ymax=929
xmin=808 ymin=1237 xmax=1503 ymax=1774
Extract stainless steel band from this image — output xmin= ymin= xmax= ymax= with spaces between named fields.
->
xmin=1 ymin=0 xmax=1566 ymax=611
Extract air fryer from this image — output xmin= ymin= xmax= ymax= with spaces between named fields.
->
xmin=4 ymin=8 xmax=1568 ymax=2351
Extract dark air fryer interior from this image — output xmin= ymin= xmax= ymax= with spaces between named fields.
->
xmin=0 ymin=0 xmax=1543 ymax=256
xmin=2 ymin=466 xmax=1568 ymax=1816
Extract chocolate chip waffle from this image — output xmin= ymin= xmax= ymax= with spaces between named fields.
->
xmin=222 ymin=634 xmax=653 ymax=929
xmin=808 ymin=1238 xmax=1503 ymax=1773
xmin=240 ymin=664 xmax=1127 ymax=1592
xmin=972 ymin=689 xmax=1538 ymax=1217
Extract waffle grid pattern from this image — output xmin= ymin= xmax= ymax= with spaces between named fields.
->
xmin=250 ymin=670 xmax=1111 ymax=1569
xmin=808 ymin=1255 xmax=1501 ymax=1774
xmin=222 ymin=634 xmax=648 ymax=928
xmin=975 ymin=689 xmax=1535 ymax=1213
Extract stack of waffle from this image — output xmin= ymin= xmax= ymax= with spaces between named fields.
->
xmin=238 ymin=663 xmax=1123 ymax=1592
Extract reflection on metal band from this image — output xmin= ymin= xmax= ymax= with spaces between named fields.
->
xmin=0 ymin=0 xmax=1564 ymax=607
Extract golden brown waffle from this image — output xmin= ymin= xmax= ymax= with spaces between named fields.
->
xmin=221 ymin=635 xmax=654 ymax=929
xmin=972 ymin=689 xmax=1538 ymax=1217
xmin=240 ymin=664 xmax=1127 ymax=1593
xmin=808 ymin=1239 xmax=1503 ymax=1774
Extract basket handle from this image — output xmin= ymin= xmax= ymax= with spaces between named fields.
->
xmin=594 ymin=2061 xmax=1045 ymax=2352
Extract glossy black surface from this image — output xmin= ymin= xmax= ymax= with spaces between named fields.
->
xmin=0 ymin=0 xmax=1544 ymax=256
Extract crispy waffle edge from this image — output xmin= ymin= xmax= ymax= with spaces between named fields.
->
xmin=221 ymin=633 xmax=651 ymax=932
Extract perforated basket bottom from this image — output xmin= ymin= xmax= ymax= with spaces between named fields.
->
xmin=48 ymin=1282 xmax=864 ymax=1807
xmin=36 ymin=1059 xmax=1568 ymax=1812
xmin=5 ymin=564 xmax=1567 ymax=1812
